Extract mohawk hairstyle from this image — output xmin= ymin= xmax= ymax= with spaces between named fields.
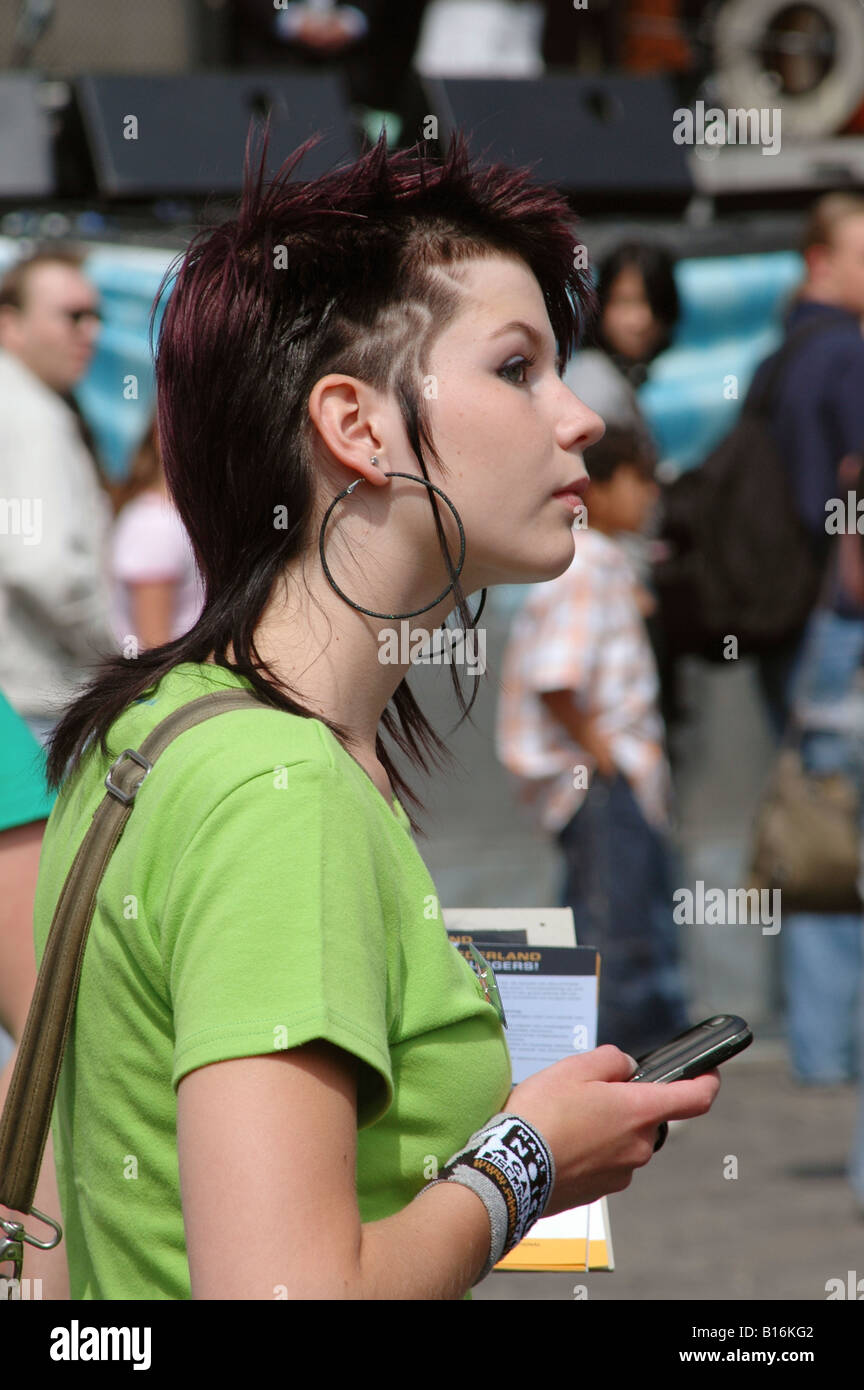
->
xmin=44 ymin=121 xmax=595 ymax=828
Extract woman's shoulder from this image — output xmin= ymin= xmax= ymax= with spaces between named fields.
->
xmin=563 ymin=347 xmax=644 ymax=425
xmin=564 ymin=346 xmax=622 ymax=385
xmin=114 ymin=487 xmax=170 ymax=521
xmin=114 ymin=664 xmax=337 ymax=770
xmin=48 ymin=668 xmax=405 ymax=889
xmin=103 ymin=664 xmax=400 ymax=836
xmin=113 ymin=489 xmax=186 ymax=542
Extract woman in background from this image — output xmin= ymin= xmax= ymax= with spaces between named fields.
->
xmin=108 ymin=420 xmax=205 ymax=653
xmin=566 ymin=241 xmax=682 ymax=732
xmin=564 ymin=239 xmax=680 ymax=449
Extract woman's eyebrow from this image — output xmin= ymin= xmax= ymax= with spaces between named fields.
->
xmin=487 ymin=319 xmax=556 ymax=357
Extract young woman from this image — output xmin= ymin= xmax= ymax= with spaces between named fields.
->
xmin=564 ymin=240 xmax=680 ymax=448
xmin=30 ymin=129 xmax=720 ymax=1300
xmin=108 ymin=419 xmax=205 ymax=652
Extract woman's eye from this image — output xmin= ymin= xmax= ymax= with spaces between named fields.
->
xmin=499 ymin=354 xmax=535 ymax=385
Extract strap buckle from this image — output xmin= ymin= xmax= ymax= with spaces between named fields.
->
xmin=0 ymin=1208 xmax=61 ymax=1297
xmin=0 ymin=1206 xmax=62 ymax=1251
xmin=104 ymin=748 xmax=152 ymax=805
xmin=0 ymin=1222 xmax=23 ymax=1290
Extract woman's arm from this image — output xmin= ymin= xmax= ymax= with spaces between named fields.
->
xmin=178 ymin=1039 xmax=719 ymax=1300
xmin=177 ymin=1040 xmax=491 ymax=1300
xmin=0 ymin=821 xmax=45 ymax=1040
xmin=128 ymin=579 xmax=176 ymax=652
xmin=0 ymin=820 xmax=70 ymax=1298
xmin=0 ymin=1059 xmax=70 ymax=1299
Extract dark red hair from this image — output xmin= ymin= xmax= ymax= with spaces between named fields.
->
xmin=45 ymin=122 xmax=594 ymax=825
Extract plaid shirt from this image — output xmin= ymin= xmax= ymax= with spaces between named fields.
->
xmin=496 ymin=528 xmax=671 ymax=836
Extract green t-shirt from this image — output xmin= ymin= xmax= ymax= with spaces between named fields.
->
xmin=33 ymin=662 xmax=511 ymax=1299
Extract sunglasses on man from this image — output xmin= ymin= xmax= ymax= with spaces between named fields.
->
xmin=62 ymin=307 xmax=102 ymax=326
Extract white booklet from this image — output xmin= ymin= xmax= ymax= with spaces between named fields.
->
xmin=443 ymin=908 xmax=614 ymax=1272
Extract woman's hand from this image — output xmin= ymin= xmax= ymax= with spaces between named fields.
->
xmin=505 ymin=1045 xmax=721 ymax=1216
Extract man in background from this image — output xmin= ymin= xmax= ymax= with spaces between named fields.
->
xmin=0 ymin=246 xmax=116 ymax=746
xmin=749 ymin=194 xmax=864 ymax=1087
xmin=752 ymin=193 xmax=864 ymax=736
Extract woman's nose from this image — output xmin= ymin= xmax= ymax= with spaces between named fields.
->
xmin=581 ymin=404 xmax=606 ymax=450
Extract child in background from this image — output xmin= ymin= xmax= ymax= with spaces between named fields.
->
xmin=496 ymin=425 xmax=690 ymax=1057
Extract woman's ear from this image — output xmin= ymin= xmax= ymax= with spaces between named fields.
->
xmin=307 ymin=373 xmax=390 ymax=489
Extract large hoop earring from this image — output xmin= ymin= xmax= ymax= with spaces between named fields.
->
xmin=318 ymin=466 xmax=486 ymax=624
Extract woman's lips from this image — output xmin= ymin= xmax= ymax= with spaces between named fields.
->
xmin=552 ymin=477 xmax=590 ymax=512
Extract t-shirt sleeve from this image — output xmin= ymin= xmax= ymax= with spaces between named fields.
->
xmin=113 ymin=498 xmax=190 ymax=584
xmin=160 ymin=757 xmax=395 ymax=1129
xmin=0 ymin=689 xmax=56 ymax=832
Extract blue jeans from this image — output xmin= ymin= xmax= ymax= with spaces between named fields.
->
xmin=850 ymin=970 xmax=864 ymax=1203
xmin=555 ymin=772 xmax=690 ymax=1058
xmin=755 ymin=629 xmax=806 ymax=740
xmin=780 ymin=608 xmax=864 ymax=1084
xmin=781 ymin=922 xmax=862 ymax=1082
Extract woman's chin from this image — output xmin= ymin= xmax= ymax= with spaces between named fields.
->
xmin=489 ymin=529 xmax=577 ymax=587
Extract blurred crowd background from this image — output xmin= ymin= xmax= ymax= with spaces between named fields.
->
xmin=4 ymin=0 xmax=864 ymax=1297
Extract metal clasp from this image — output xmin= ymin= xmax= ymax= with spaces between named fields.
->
xmin=1 ymin=1206 xmax=62 ymax=1251
xmin=0 ymin=1220 xmax=23 ymax=1289
xmin=467 ymin=943 xmax=508 ymax=1029
xmin=105 ymin=748 xmax=152 ymax=805
xmin=0 ymin=1207 xmax=61 ymax=1296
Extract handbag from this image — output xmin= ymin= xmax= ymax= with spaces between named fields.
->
xmin=0 ymin=687 xmax=265 ymax=1295
xmin=746 ymin=738 xmax=862 ymax=912
xmin=746 ymin=599 xmax=863 ymax=912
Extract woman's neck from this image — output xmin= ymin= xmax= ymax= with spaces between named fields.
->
xmin=204 ymin=560 xmax=458 ymax=797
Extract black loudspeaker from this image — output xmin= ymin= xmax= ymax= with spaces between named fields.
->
xmin=423 ymin=73 xmax=692 ymax=199
xmin=74 ymin=71 xmax=358 ymax=198
xmin=0 ymin=75 xmax=55 ymax=198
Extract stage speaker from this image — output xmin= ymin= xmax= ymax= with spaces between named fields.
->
xmin=423 ymin=73 xmax=692 ymax=198
xmin=0 ymin=74 xmax=54 ymax=198
xmin=74 ymin=70 xmax=357 ymax=198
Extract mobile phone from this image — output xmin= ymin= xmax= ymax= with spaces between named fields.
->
xmin=628 ymin=1015 xmax=753 ymax=1084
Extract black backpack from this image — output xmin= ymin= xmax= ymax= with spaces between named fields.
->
xmin=654 ymin=316 xmax=845 ymax=662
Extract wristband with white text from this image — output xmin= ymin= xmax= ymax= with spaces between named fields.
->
xmin=419 ymin=1112 xmax=555 ymax=1283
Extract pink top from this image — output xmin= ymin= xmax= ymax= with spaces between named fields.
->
xmin=111 ymin=490 xmax=205 ymax=649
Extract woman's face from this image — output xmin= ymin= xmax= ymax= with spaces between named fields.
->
xmin=601 ymin=264 xmax=662 ymax=362
xmin=420 ymin=254 xmax=605 ymax=591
